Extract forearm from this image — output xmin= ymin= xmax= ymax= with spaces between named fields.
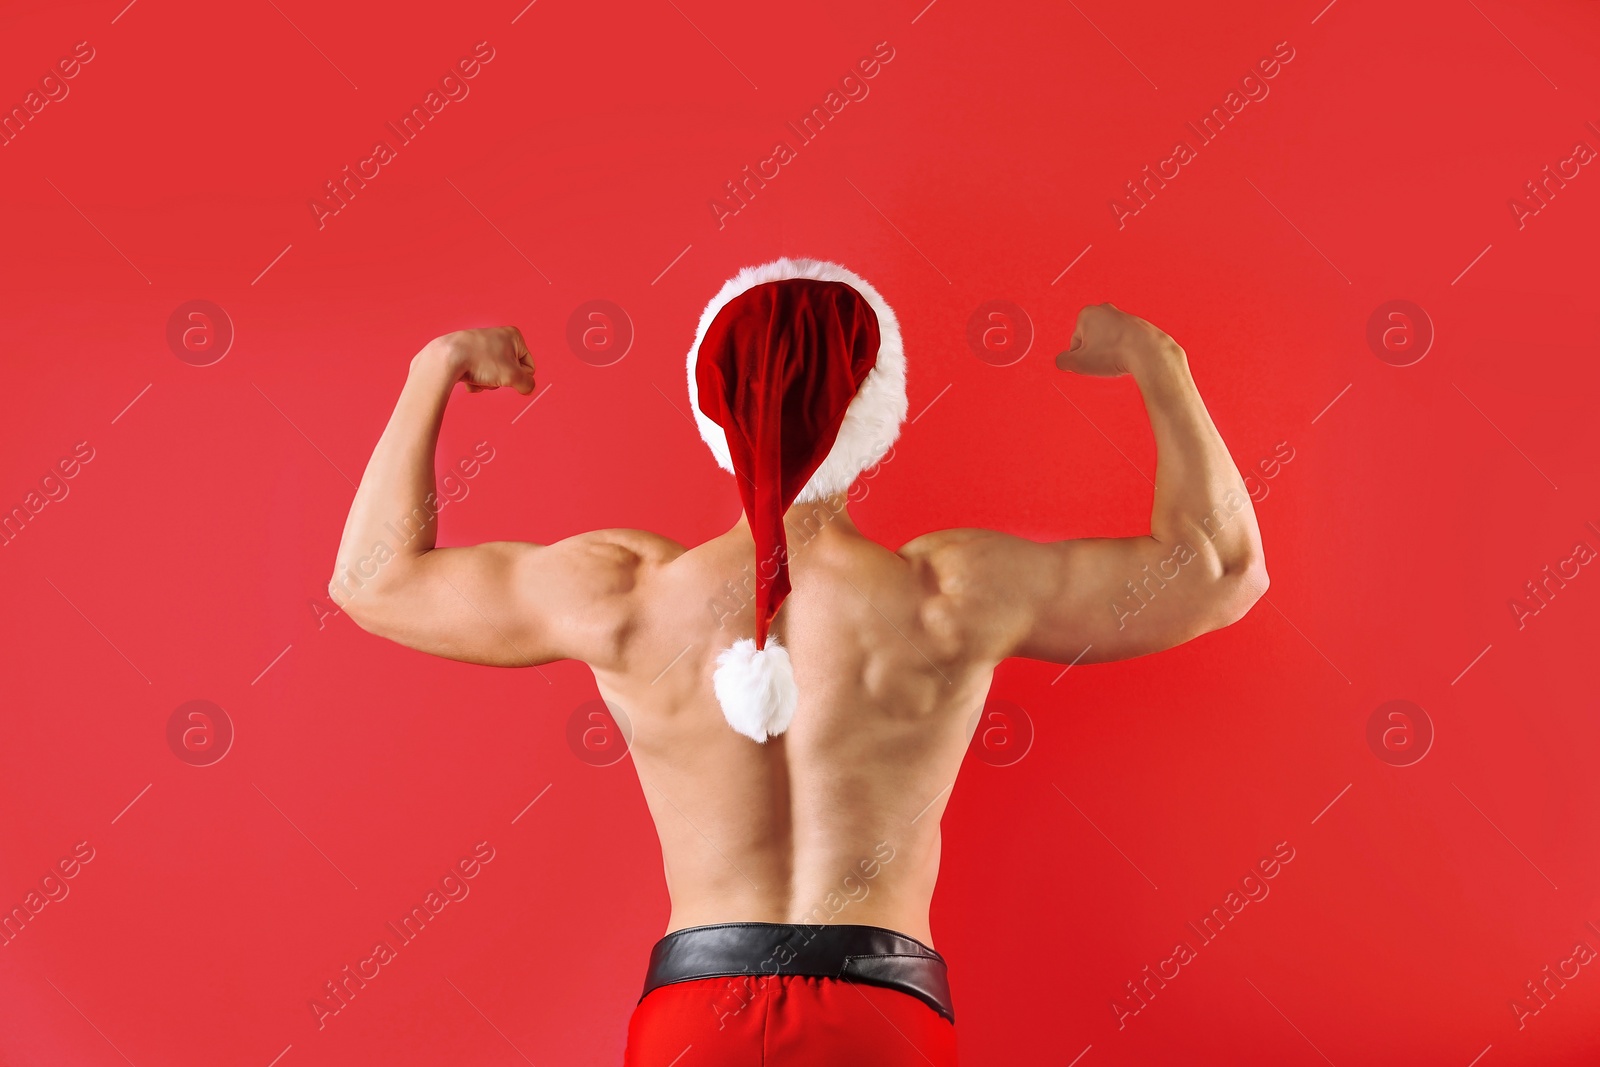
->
xmin=1133 ymin=349 xmax=1264 ymax=578
xmin=329 ymin=345 xmax=459 ymax=607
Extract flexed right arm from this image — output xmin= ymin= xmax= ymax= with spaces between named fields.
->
xmin=903 ymin=304 xmax=1267 ymax=666
xmin=328 ymin=327 xmax=681 ymax=669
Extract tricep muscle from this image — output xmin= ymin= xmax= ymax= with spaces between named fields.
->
xmin=910 ymin=526 xmax=1262 ymax=668
xmin=334 ymin=531 xmax=677 ymax=669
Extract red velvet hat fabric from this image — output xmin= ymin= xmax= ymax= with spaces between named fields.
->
xmin=694 ymin=278 xmax=881 ymax=648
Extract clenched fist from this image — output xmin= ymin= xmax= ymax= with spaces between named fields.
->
xmin=1055 ymin=303 xmax=1183 ymax=378
xmin=424 ymin=327 xmax=536 ymax=395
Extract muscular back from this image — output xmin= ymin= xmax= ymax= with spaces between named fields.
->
xmin=332 ymin=306 xmax=1269 ymax=950
xmin=593 ymin=521 xmax=995 ymax=947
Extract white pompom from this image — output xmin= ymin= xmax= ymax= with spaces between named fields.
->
xmin=712 ymin=637 xmax=798 ymax=742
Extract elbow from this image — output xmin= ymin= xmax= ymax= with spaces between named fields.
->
xmin=327 ymin=564 xmax=404 ymax=635
xmin=330 ymin=547 xmax=433 ymax=638
xmin=328 ymin=576 xmax=375 ymax=632
xmin=327 ymin=576 xmax=350 ymax=612
xmin=327 ymin=567 xmax=362 ymax=615
xmin=1213 ymin=549 xmax=1268 ymax=627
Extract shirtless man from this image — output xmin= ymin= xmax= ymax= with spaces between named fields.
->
xmin=330 ymin=259 xmax=1267 ymax=1066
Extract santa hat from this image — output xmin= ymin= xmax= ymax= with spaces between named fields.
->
xmin=686 ymin=258 xmax=907 ymax=741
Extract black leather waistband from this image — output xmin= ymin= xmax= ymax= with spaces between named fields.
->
xmin=640 ymin=922 xmax=954 ymax=1023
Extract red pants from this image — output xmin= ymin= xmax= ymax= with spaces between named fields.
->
xmin=623 ymin=974 xmax=959 ymax=1066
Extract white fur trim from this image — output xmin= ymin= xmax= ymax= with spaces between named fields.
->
xmin=712 ymin=637 xmax=798 ymax=742
xmin=686 ymin=257 xmax=907 ymax=504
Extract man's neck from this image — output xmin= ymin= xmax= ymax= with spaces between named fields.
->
xmin=729 ymin=493 xmax=859 ymax=548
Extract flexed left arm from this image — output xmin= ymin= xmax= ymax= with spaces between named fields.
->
xmin=329 ymin=328 xmax=679 ymax=668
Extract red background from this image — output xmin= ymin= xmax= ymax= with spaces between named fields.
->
xmin=2 ymin=0 xmax=1598 ymax=1064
